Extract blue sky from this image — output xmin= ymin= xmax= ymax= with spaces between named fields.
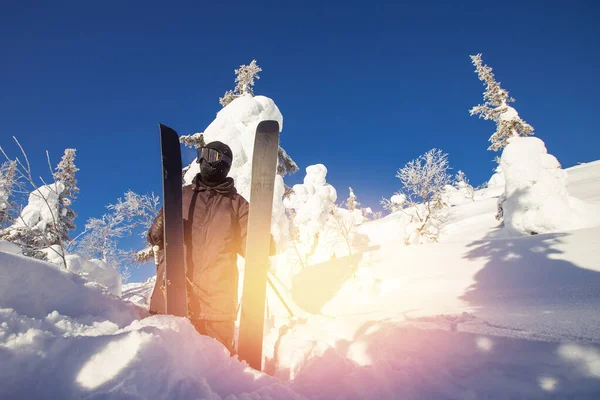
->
xmin=2 ymin=0 xmax=599 ymax=282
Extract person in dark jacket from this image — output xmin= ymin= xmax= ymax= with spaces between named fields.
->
xmin=147 ymin=140 xmax=272 ymax=354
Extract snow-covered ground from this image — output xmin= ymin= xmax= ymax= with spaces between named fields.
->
xmin=2 ymin=160 xmax=600 ymax=398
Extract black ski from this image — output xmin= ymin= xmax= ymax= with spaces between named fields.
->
xmin=159 ymin=123 xmax=187 ymax=317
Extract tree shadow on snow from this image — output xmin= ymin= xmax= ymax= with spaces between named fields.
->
xmin=459 ymin=188 xmax=600 ymax=343
xmin=291 ymin=232 xmax=379 ymax=315
xmin=300 ymin=320 xmax=600 ymax=399
xmin=461 ymin=230 xmax=600 ymax=311
xmin=292 ymin=255 xmax=357 ymax=314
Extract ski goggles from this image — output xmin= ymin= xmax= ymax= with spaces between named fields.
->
xmin=198 ymin=147 xmax=232 ymax=165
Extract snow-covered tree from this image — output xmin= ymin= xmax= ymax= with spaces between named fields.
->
xmin=0 ymin=140 xmax=74 ymax=265
xmin=470 ymin=53 xmax=534 ymax=151
xmin=380 ymin=193 xmax=406 ymax=213
xmin=346 ymin=187 xmax=377 ymax=220
xmin=277 ymin=147 xmax=299 ymax=176
xmin=0 ymin=183 xmax=65 ymax=261
xmin=283 ymin=165 xmax=368 ymax=278
xmin=0 ymin=160 xmax=19 ymax=227
xmin=284 ymin=164 xmax=337 ymax=270
xmin=346 ymin=187 xmax=359 ymax=211
xmin=496 ymin=136 xmax=600 ymax=235
xmin=219 ymin=60 xmax=262 ymax=107
xmin=53 ymin=149 xmax=79 ymax=241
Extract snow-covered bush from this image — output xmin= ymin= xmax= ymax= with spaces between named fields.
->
xmin=380 ymin=193 xmax=406 ymax=213
xmin=498 ymin=136 xmax=600 ymax=235
xmin=384 ymin=149 xmax=452 ymax=244
xmin=284 ymin=164 xmax=337 ymax=269
xmin=283 ymin=165 xmax=367 ymax=278
xmin=442 ymin=170 xmax=476 ymax=207
xmin=470 ymin=53 xmax=534 ymax=151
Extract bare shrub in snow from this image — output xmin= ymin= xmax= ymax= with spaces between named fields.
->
xmin=73 ymin=191 xmax=160 ymax=281
xmin=327 ymin=202 xmax=366 ymax=277
xmin=219 ymin=60 xmax=262 ymax=107
xmin=470 ymin=53 xmax=534 ymax=151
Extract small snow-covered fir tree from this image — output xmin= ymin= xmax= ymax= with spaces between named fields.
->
xmin=454 ymin=170 xmax=475 ymax=201
xmin=53 ymin=149 xmax=79 ymax=241
xmin=219 ymin=60 xmax=262 ymax=107
xmin=346 ymin=187 xmax=359 ymax=211
xmin=0 ymin=160 xmax=19 ymax=227
xmin=470 ymin=53 xmax=534 ymax=151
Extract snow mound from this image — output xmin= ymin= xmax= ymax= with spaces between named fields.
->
xmin=500 ymin=136 xmax=600 ymax=235
xmin=0 ymin=250 xmax=303 ymax=399
xmin=0 ymin=239 xmax=21 ymax=254
xmin=0 ymin=251 xmax=140 ymax=324
xmin=41 ymin=245 xmax=122 ymax=296
xmin=11 ymin=183 xmax=64 ymax=231
xmin=183 ymin=94 xmax=288 ymax=243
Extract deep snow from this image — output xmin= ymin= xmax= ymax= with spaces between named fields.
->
xmin=2 ymin=160 xmax=600 ymax=399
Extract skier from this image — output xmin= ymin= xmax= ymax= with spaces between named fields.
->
xmin=147 ymin=141 xmax=274 ymax=355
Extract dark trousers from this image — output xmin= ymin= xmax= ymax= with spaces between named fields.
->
xmin=191 ymin=319 xmax=235 ymax=355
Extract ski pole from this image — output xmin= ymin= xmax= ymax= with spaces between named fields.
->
xmin=267 ymin=276 xmax=294 ymax=317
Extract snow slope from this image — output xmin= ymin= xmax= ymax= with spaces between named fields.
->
xmin=1 ymin=160 xmax=600 ymax=399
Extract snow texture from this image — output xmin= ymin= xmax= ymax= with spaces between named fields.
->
xmin=183 ymin=94 xmax=288 ymax=244
xmin=500 ymin=136 xmax=600 ymax=235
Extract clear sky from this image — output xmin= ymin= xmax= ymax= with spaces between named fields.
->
xmin=2 ymin=0 xmax=599 ymax=282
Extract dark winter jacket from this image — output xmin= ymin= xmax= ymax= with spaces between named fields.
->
xmin=148 ymin=174 xmax=274 ymax=320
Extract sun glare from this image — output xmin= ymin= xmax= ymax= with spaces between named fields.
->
xmin=76 ymin=332 xmax=146 ymax=390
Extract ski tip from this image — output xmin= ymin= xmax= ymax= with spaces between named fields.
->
xmin=256 ymin=120 xmax=280 ymax=134
xmin=159 ymin=123 xmax=179 ymax=137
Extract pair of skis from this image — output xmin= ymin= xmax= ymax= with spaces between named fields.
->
xmin=159 ymin=120 xmax=280 ymax=371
